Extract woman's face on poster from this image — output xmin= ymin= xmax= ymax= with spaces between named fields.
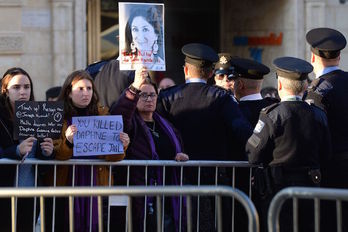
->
xmin=131 ymin=16 xmax=158 ymax=53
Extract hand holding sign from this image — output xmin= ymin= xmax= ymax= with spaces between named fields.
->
xmin=65 ymin=124 xmax=77 ymax=143
xmin=132 ymin=66 xmax=148 ymax=89
xmin=18 ymin=137 xmax=37 ymax=157
xmin=40 ymin=138 xmax=54 ymax=157
xmin=119 ymin=131 xmax=130 ymax=148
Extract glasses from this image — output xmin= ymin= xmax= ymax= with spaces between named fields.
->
xmin=139 ymin=92 xmax=157 ymax=101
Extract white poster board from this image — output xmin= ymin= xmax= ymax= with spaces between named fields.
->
xmin=119 ymin=2 xmax=165 ymax=71
xmin=72 ymin=115 xmax=124 ymax=157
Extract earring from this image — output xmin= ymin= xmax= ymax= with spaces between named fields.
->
xmin=152 ymin=40 xmax=158 ymax=55
xmin=131 ymin=42 xmax=136 ymax=54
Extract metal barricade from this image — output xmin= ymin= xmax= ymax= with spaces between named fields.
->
xmin=268 ymin=187 xmax=348 ymax=232
xmin=0 ymin=186 xmax=259 ymax=232
xmin=0 ymin=158 xmax=258 ymax=232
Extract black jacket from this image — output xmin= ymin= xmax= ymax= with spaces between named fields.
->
xmin=157 ymin=82 xmax=253 ymax=161
xmin=305 ymin=70 xmax=348 ymax=158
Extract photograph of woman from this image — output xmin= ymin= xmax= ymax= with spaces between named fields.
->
xmin=119 ymin=3 xmax=165 ymax=71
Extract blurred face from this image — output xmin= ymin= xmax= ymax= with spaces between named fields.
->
xmin=159 ymin=78 xmax=175 ymax=90
xmin=69 ymin=79 xmax=93 ymax=108
xmin=131 ymin=16 xmax=157 ymax=53
xmin=6 ymin=74 xmax=31 ymax=106
xmin=214 ymin=74 xmax=234 ymax=91
xmin=137 ymin=84 xmax=157 ymax=113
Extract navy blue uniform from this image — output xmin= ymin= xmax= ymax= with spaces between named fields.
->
xmin=246 ymin=100 xmax=331 ymax=232
xmin=157 ymin=82 xmax=253 ymax=161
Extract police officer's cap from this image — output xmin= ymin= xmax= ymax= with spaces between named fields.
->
xmin=306 ymin=27 xmax=347 ymax=59
xmin=230 ymin=58 xmax=270 ymax=80
xmin=182 ymin=43 xmax=219 ymax=68
xmin=214 ymin=53 xmax=234 ymax=75
xmin=273 ymin=57 xmax=313 ymax=80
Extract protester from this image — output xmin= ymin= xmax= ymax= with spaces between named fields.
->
xmin=0 ymin=67 xmax=55 ymax=231
xmin=45 ymin=86 xmax=62 ymax=101
xmin=50 ymin=70 xmax=130 ymax=231
xmin=247 ymin=57 xmax=331 ymax=232
xmin=110 ymin=66 xmax=188 ymax=232
xmin=158 ymin=77 xmax=175 ymax=91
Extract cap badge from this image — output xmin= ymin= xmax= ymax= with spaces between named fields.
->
xmin=219 ymin=56 xmax=228 ymax=64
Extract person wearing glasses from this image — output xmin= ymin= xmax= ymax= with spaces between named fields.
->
xmin=110 ymin=66 xmax=188 ymax=232
xmin=213 ymin=53 xmax=236 ymax=94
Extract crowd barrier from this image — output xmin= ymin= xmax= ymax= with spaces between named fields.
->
xmin=268 ymin=187 xmax=348 ymax=232
xmin=0 ymin=158 xmax=258 ymax=232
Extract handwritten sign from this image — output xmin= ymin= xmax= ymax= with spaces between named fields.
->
xmin=15 ymin=101 xmax=64 ymax=140
xmin=72 ymin=115 xmax=124 ymax=157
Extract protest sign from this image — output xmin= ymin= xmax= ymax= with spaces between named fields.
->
xmin=14 ymin=101 xmax=64 ymax=140
xmin=72 ymin=115 xmax=124 ymax=157
xmin=119 ymin=2 xmax=165 ymax=71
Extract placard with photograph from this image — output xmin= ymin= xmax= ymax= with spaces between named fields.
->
xmin=119 ymin=2 xmax=165 ymax=71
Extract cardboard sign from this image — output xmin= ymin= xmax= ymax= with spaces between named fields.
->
xmin=119 ymin=2 xmax=165 ymax=71
xmin=15 ymin=101 xmax=64 ymax=140
xmin=72 ymin=115 xmax=124 ymax=157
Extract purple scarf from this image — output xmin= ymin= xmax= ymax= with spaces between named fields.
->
xmin=135 ymin=112 xmax=186 ymax=232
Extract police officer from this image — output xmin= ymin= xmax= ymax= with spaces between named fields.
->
xmin=232 ymin=57 xmax=279 ymax=127
xmin=157 ymin=43 xmax=252 ymax=161
xmin=157 ymin=43 xmax=253 ymax=231
xmin=246 ymin=57 xmax=331 ymax=232
xmin=213 ymin=53 xmax=236 ymax=93
xmin=305 ymin=27 xmax=348 ymax=232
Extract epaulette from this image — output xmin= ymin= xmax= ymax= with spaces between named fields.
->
xmin=260 ymin=102 xmax=279 ymax=114
xmin=307 ymin=78 xmax=322 ymax=91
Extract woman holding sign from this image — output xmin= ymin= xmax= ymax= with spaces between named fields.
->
xmin=0 ymin=67 xmax=55 ymax=231
xmin=51 ymin=70 xmax=130 ymax=232
xmin=110 ymin=66 xmax=188 ymax=232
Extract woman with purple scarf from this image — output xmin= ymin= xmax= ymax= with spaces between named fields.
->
xmin=50 ymin=70 xmax=130 ymax=231
xmin=110 ymin=66 xmax=189 ymax=232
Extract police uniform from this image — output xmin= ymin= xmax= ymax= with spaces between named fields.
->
xmin=157 ymin=43 xmax=252 ymax=161
xmin=246 ymin=57 xmax=331 ymax=232
xmin=305 ymin=27 xmax=348 ymax=232
xmin=157 ymin=43 xmax=253 ymax=232
xmin=231 ymin=57 xmax=279 ymax=127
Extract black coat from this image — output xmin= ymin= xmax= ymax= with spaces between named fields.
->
xmin=305 ymin=70 xmax=348 ymax=158
xmin=239 ymin=97 xmax=280 ymax=127
xmin=94 ymin=59 xmax=135 ymax=108
xmin=246 ymin=101 xmax=331 ymax=169
xmin=157 ymin=82 xmax=253 ymax=161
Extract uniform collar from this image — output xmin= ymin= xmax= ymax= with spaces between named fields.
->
xmin=316 ymin=66 xmax=339 ymax=78
xmin=239 ymin=93 xmax=263 ymax=101
xmin=281 ymin=95 xmax=302 ymax=102
xmin=185 ymin=78 xmax=207 ymax=84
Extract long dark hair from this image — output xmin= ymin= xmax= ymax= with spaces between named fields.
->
xmin=58 ymin=70 xmax=99 ymax=119
xmin=124 ymin=6 xmax=163 ymax=57
xmin=0 ymin=67 xmax=35 ymax=117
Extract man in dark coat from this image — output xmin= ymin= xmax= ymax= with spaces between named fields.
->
xmin=232 ymin=57 xmax=279 ymax=127
xmin=247 ymin=56 xmax=331 ymax=232
xmin=157 ymin=43 xmax=253 ymax=231
xmin=94 ymin=59 xmax=135 ymax=108
xmin=304 ymin=27 xmax=348 ymax=232
xmin=157 ymin=43 xmax=252 ymax=161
